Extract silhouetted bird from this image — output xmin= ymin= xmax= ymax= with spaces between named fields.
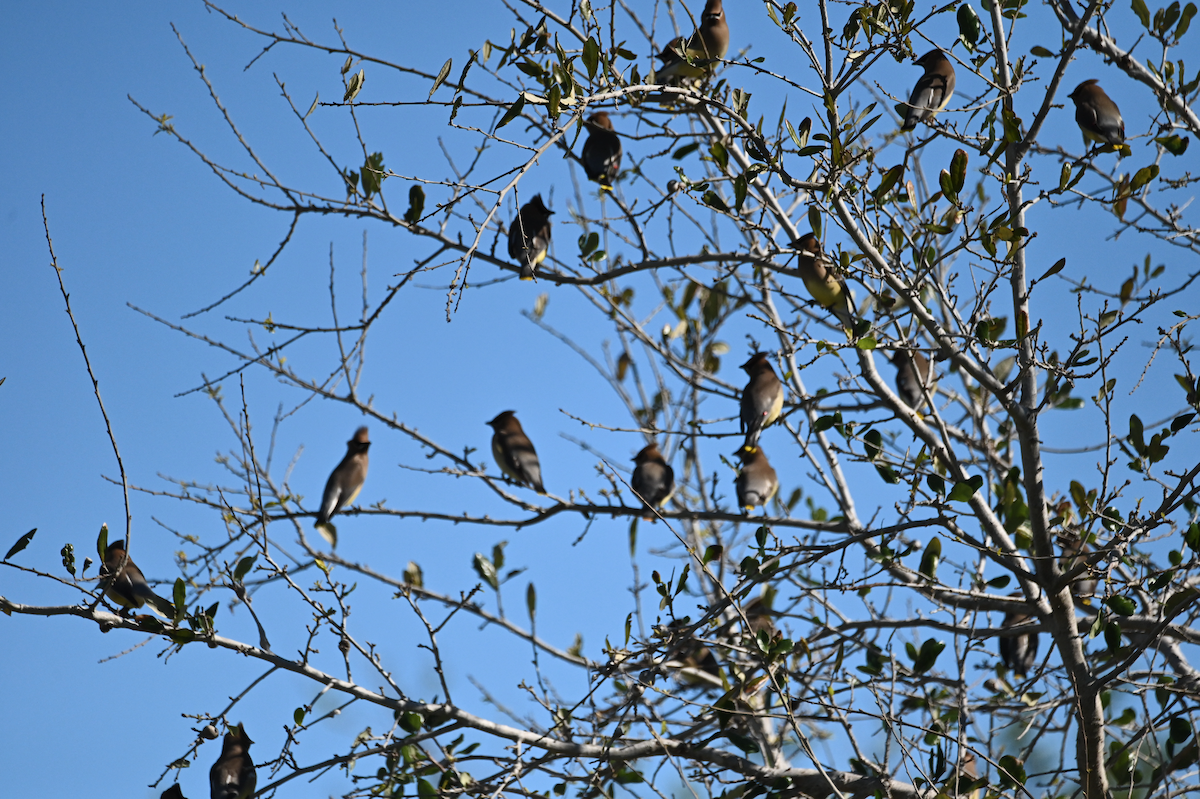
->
xmin=1068 ymin=79 xmax=1125 ymax=149
xmin=631 ymin=443 xmax=674 ymax=520
xmin=100 ymin=540 xmax=175 ymax=617
xmin=487 ymin=411 xmax=545 ymax=493
xmin=901 ymin=49 xmax=956 ymax=131
xmin=210 ymin=724 xmax=256 ymax=799
xmin=581 ymin=112 xmax=622 ymax=189
xmin=507 ymin=195 xmax=554 ymax=280
xmin=316 ymin=427 xmax=370 ymax=532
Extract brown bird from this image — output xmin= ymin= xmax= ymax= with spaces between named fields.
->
xmin=790 ymin=233 xmax=853 ymax=325
xmin=1058 ymin=528 xmax=1097 ymax=604
xmin=901 ymin=49 xmax=956 ymax=131
xmin=999 ymin=607 xmax=1039 ymax=678
xmin=581 ymin=112 xmax=622 ymax=189
xmin=487 ymin=411 xmax=545 ymax=493
xmin=739 ymin=352 xmax=784 ymax=449
xmin=631 ymin=443 xmax=675 ymax=521
xmin=507 ymin=195 xmax=554 ymax=280
xmin=1068 ymin=79 xmax=1125 ymax=149
xmin=210 ymin=724 xmax=256 ymax=799
xmin=952 ymin=751 xmax=982 ymax=799
xmin=100 ymin=540 xmax=175 ymax=617
xmin=734 ymin=445 xmax=778 ymax=513
xmin=891 ymin=349 xmax=935 ymax=412
xmin=316 ymin=427 xmax=370 ymax=533
xmin=654 ymin=0 xmax=729 ymax=83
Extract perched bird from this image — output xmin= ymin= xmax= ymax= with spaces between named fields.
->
xmin=1068 ymin=79 xmax=1125 ymax=148
xmin=654 ymin=0 xmax=729 ymax=83
xmin=1058 ymin=528 xmax=1097 ymax=604
xmin=161 ymin=785 xmax=187 ymax=799
xmin=891 ymin=349 xmax=935 ymax=412
xmin=999 ymin=606 xmax=1039 ymax=678
xmin=790 ymin=233 xmax=853 ymax=326
xmin=581 ymin=112 xmax=622 ymax=189
xmin=631 ymin=443 xmax=675 ymax=521
xmin=739 ymin=352 xmax=784 ymax=449
xmin=100 ymin=540 xmax=175 ymax=617
xmin=487 ymin=411 xmax=545 ymax=493
xmin=210 ymin=724 xmax=256 ymax=799
xmin=663 ymin=617 xmax=721 ymax=685
xmin=734 ymin=445 xmax=778 ymax=512
xmin=316 ymin=427 xmax=370 ymax=531
xmin=507 ymin=195 xmax=554 ymax=280
xmin=901 ymin=48 xmax=956 ymax=131
xmin=952 ymin=751 xmax=982 ymax=799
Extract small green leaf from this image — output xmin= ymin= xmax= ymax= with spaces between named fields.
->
xmin=429 ymin=58 xmax=453 ymax=100
xmin=399 ymin=712 xmax=424 ymax=733
xmin=703 ymin=544 xmax=724 ymax=564
xmin=1037 ymin=257 xmax=1066 ymax=282
xmin=97 ymin=523 xmax=109 ymax=561
xmin=1132 ymin=0 xmax=1151 ymax=27
xmin=1106 ymin=595 xmax=1137 ymax=615
xmin=343 ymin=68 xmax=365 ymax=103
xmin=294 ymin=707 xmax=306 ymax=726
xmin=472 ymin=553 xmax=499 ymax=590
xmin=1130 ymin=164 xmax=1160 ymax=191
xmin=957 ymin=4 xmax=982 ymax=49
xmin=526 ymin=582 xmax=537 ymax=620
xmin=496 ymin=94 xmax=526 ymax=129
xmin=1154 ymin=135 xmax=1190 ymax=155
xmin=919 ymin=537 xmax=942 ymax=580
xmin=947 ymin=475 xmax=984 ymax=502
xmin=4 ymin=528 xmax=36 ymax=561
xmin=1031 ymin=45 xmax=1054 ymax=57
xmin=234 ymin=555 xmax=257 ymax=583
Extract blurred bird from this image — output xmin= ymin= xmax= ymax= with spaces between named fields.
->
xmin=581 ymin=112 xmax=622 ymax=189
xmin=999 ymin=606 xmax=1039 ymax=678
xmin=663 ymin=617 xmax=721 ymax=685
xmin=487 ymin=411 xmax=545 ymax=493
xmin=739 ymin=352 xmax=784 ymax=449
xmin=953 ymin=751 xmax=982 ymax=799
xmin=210 ymin=724 xmax=256 ymax=799
xmin=654 ymin=0 xmax=729 ymax=83
xmin=790 ymin=233 xmax=853 ymax=326
xmin=161 ymin=786 xmax=187 ymax=799
xmin=507 ymin=195 xmax=554 ymax=280
xmin=100 ymin=540 xmax=175 ymax=617
xmin=631 ymin=443 xmax=674 ymax=521
xmin=1058 ymin=528 xmax=1097 ymax=604
xmin=1068 ymin=79 xmax=1125 ymax=149
xmin=734 ymin=445 xmax=777 ymax=512
xmin=901 ymin=48 xmax=956 ymax=131
xmin=891 ymin=349 xmax=935 ymax=412
xmin=316 ymin=426 xmax=370 ymax=531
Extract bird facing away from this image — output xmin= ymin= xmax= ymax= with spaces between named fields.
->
xmin=734 ymin=445 xmax=778 ymax=512
xmin=487 ymin=411 xmax=545 ymax=493
xmin=1058 ymin=528 xmax=1097 ymax=603
xmin=507 ymin=195 xmax=554 ymax=280
xmin=999 ymin=607 xmax=1039 ymax=678
xmin=631 ymin=443 xmax=675 ymax=521
xmin=654 ymin=0 xmax=729 ymax=83
xmin=901 ymin=48 xmax=956 ymax=131
xmin=891 ymin=349 xmax=935 ymax=412
xmin=316 ymin=426 xmax=370 ymax=530
xmin=790 ymin=233 xmax=853 ymax=326
xmin=210 ymin=724 xmax=256 ymax=799
xmin=100 ymin=540 xmax=175 ymax=617
xmin=1068 ymin=79 xmax=1125 ymax=148
xmin=581 ymin=112 xmax=622 ymax=189
xmin=739 ymin=352 xmax=784 ymax=449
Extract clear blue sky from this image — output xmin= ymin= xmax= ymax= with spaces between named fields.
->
xmin=3 ymin=3 xmax=1195 ymax=798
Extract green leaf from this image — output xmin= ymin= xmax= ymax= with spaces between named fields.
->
xmin=947 ymin=475 xmax=984 ymax=502
xmin=1130 ymin=164 xmax=1160 ymax=191
xmin=429 ymin=58 xmax=453 ymax=99
xmin=234 ymin=555 xmax=256 ymax=583
xmin=910 ymin=637 xmax=945 ymax=673
xmin=4 ymin=528 xmax=36 ymax=561
xmin=362 ymin=152 xmax=386 ymax=198
xmin=61 ymin=543 xmax=76 ymax=579
xmin=172 ymin=578 xmax=186 ymax=619
xmin=863 ymin=429 xmax=883 ymax=461
xmin=673 ymin=142 xmax=700 ymax=160
xmin=294 ymin=707 xmax=306 ymax=726
xmin=1177 ymin=3 xmax=1197 ymax=37
xmin=1106 ymin=595 xmax=1137 ymax=615
xmin=1170 ymin=716 xmax=1193 ymax=743
xmin=526 ymin=582 xmax=536 ymax=620
xmin=1031 ymin=45 xmax=1054 ymax=57
xmin=873 ymin=164 xmax=904 ymax=201
xmin=701 ymin=191 xmax=729 ymax=212
xmin=919 ymin=537 xmax=942 ymax=580
xmin=1154 ymin=135 xmax=1190 ymax=155
xmin=496 ymin=94 xmax=526 ymax=129
xmin=582 ymin=37 xmax=600 ymax=80
xmin=949 ymin=149 xmax=968 ymax=193
xmin=709 ymin=141 xmax=729 ymax=170
xmin=473 ymin=553 xmax=499 ymax=590
xmin=1133 ymin=0 xmax=1151 ymax=27
xmin=399 ymin=711 xmax=424 ymax=733
xmin=958 ymin=4 xmax=982 ymax=49
xmin=97 ymin=523 xmax=109 ymax=561
xmin=343 ymin=68 xmax=365 ymax=103
xmin=703 ymin=544 xmax=724 ymax=564
xmin=1037 ymin=257 xmax=1066 ymax=282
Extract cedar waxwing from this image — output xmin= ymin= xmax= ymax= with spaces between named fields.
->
xmin=1068 ymin=79 xmax=1125 ymax=148
xmin=100 ymin=540 xmax=175 ymax=617
xmin=161 ymin=785 xmax=187 ymax=799
xmin=901 ymin=49 xmax=956 ymax=131
xmin=654 ymin=0 xmax=729 ymax=83
xmin=507 ymin=195 xmax=554 ymax=280
xmin=487 ymin=411 xmax=545 ymax=493
xmin=631 ymin=443 xmax=674 ymax=521
xmin=315 ymin=426 xmax=370 ymax=530
xmin=581 ymin=112 xmax=622 ymax=189
xmin=999 ymin=608 xmax=1039 ymax=678
xmin=790 ymin=233 xmax=853 ymax=326
xmin=953 ymin=751 xmax=982 ymax=799
xmin=891 ymin=349 xmax=935 ymax=412
xmin=739 ymin=352 xmax=784 ymax=449
xmin=734 ymin=445 xmax=777 ymax=513
xmin=210 ymin=724 xmax=256 ymax=799
xmin=1058 ymin=529 xmax=1097 ymax=603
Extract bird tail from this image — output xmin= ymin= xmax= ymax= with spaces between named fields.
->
xmin=519 ymin=262 xmax=536 ymax=280
xmin=148 ymin=593 xmax=176 ymax=619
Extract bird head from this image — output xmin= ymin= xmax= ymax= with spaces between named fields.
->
xmin=632 ymin=443 xmax=662 ymax=463
xmin=487 ymin=411 xmax=518 ymax=430
xmin=791 ymin=232 xmax=820 ymax=255
xmin=741 ymin=352 xmax=772 ymax=374
xmin=915 ymin=48 xmax=948 ymax=69
xmin=586 ymin=111 xmax=613 ymax=131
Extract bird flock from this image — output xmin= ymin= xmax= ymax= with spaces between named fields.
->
xmin=105 ymin=5 xmax=1131 ymax=794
